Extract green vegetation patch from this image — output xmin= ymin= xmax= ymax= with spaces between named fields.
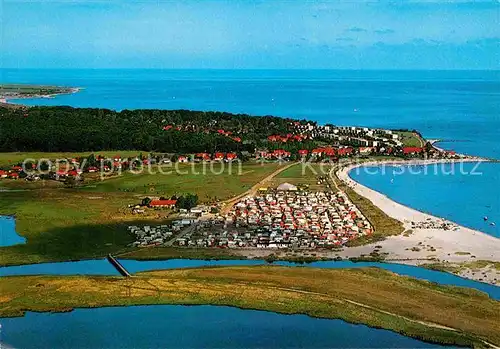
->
xmin=84 ymin=162 xmax=282 ymax=202
xmin=394 ymin=131 xmax=424 ymax=147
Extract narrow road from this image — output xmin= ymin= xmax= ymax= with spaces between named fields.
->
xmin=164 ymin=221 xmax=198 ymax=246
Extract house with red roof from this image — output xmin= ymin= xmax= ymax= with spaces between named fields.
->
xmin=272 ymin=149 xmax=291 ymax=159
xmin=195 ymin=153 xmax=211 ymax=161
xmin=177 ymin=156 xmax=189 ymax=163
xmin=403 ymin=147 xmax=423 ymax=155
xmin=323 ymin=147 xmax=336 ymax=157
xmin=298 ymin=149 xmax=309 ymax=157
xmin=226 ymin=153 xmax=238 ymax=161
xmin=149 ymin=199 xmax=177 ymax=209
xmin=0 ymin=170 xmax=8 ymax=178
xmin=8 ymin=172 xmax=20 ymax=179
xmin=338 ymin=147 xmax=354 ymax=156
xmin=359 ymin=147 xmax=375 ymax=155
xmin=311 ymin=148 xmax=324 ymax=156
xmin=67 ymin=170 xmax=81 ymax=177
xmin=11 ymin=165 xmax=22 ymax=172
xmin=214 ymin=152 xmax=225 ymax=161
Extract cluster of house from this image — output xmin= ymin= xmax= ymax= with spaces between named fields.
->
xmin=177 ymin=185 xmax=372 ymax=248
xmin=292 ymin=123 xmax=405 ymax=148
xmin=128 ymin=219 xmax=194 ymax=247
xmin=163 ymin=125 xmax=243 ymax=143
xmin=0 ymin=166 xmax=23 ymax=179
xmin=255 ymin=145 xmax=433 ymax=161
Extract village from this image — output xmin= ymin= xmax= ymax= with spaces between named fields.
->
xmin=127 ymin=181 xmax=373 ymax=249
xmin=0 ymin=129 xmax=463 ymax=183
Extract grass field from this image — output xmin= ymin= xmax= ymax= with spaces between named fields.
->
xmin=0 ymin=190 xmax=142 ymax=265
xmin=394 ymin=131 xmax=424 ymax=147
xmin=0 ymin=151 xmax=146 ymax=167
xmin=271 ymin=162 xmax=332 ymax=191
xmin=84 ymin=162 xmax=283 ymax=202
xmin=0 ymin=265 xmax=498 ymax=348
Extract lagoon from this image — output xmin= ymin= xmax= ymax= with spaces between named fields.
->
xmin=0 ymin=305 xmax=456 ymax=349
xmin=0 ymin=216 xmax=26 ymax=247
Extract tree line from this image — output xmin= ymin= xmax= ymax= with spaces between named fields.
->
xmin=0 ymin=106 xmax=315 ymax=153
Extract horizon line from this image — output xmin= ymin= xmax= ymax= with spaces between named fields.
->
xmin=1 ymin=68 xmax=499 ymax=72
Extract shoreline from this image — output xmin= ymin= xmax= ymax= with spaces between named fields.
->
xmin=0 ymin=87 xmax=82 ymax=106
xmin=335 ymin=159 xmax=500 ymax=285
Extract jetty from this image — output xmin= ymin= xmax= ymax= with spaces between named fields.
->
xmin=106 ymin=254 xmax=131 ymax=277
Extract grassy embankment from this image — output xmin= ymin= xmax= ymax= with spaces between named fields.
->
xmin=0 ymin=266 xmax=498 ymax=348
xmin=0 ymin=161 xmax=284 ymax=266
xmin=394 ymin=131 xmax=425 ymax=147
xmin=423 ymin=260 xmax=500 ymax=274
xmin=327 ymin=161 xmax=405 ymax=248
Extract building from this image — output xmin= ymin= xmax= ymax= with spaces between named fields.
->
xmin=149 ymin=199 xmax=177 ymax=209
xmin=277 ymin=182 xmax=298 ymax=191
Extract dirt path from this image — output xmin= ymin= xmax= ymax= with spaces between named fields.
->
xmin=275 ymin=286 xmax=455 ymax=330
xmin=220 ymin=162 xmax=299 ymax=214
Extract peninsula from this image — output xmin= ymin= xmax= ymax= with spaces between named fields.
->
xmin=0 ymin=103 xmax=498 ymax=284
xmin=0 ymin=84 xmax=80 ymax=105
xmin=0 ymin=100 xmax=499 ymax=349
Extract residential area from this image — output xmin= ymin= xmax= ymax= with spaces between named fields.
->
xmin=126 ymin=181 xmax=373 ymax=249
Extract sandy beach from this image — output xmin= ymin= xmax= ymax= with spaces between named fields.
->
xmin=336 ymin=159 xmax=500 ymax=284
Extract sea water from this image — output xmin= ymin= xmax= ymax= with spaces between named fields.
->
xmin=0 ymin=216 xmax=26 ymax=247
xmin=1 ymin=69 xmax=499 ymax=236
xmin=0 ymin=305 xmax=457 ymax=349
xmin=350 ymin=162 xmax=500 ymax=237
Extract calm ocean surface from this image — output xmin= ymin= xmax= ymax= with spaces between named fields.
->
xmin=1 ymin=69 xmax=499 ymax=236
xmin=0 ymin=306 xmax=456 ymax=349
xmin=350 ymin=162 xmax=500 ymax=237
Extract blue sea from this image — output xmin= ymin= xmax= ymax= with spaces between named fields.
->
xmin=1 ymin=68 xmax=499 ymax=235
xmin=0 ymin=306 xmax=457 ymax=349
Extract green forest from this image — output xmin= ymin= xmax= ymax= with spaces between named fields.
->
xmin=0 ymin=106 xmax=316 ymax=154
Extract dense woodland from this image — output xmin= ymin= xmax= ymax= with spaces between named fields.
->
xmin=0 ymin=106 xmax=318 ymax=154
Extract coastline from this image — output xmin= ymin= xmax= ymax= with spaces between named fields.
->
xmin=0 ymin=87 xmax=81 ymax=106
xmin=336 ymin=159 xmax=500 ymax=285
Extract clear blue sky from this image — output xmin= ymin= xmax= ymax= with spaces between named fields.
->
xmin=1 ymin=0 xmax=499 ymax=69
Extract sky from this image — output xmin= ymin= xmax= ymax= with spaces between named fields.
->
xmin=1 ymin=0 xmax=499 ymax=69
